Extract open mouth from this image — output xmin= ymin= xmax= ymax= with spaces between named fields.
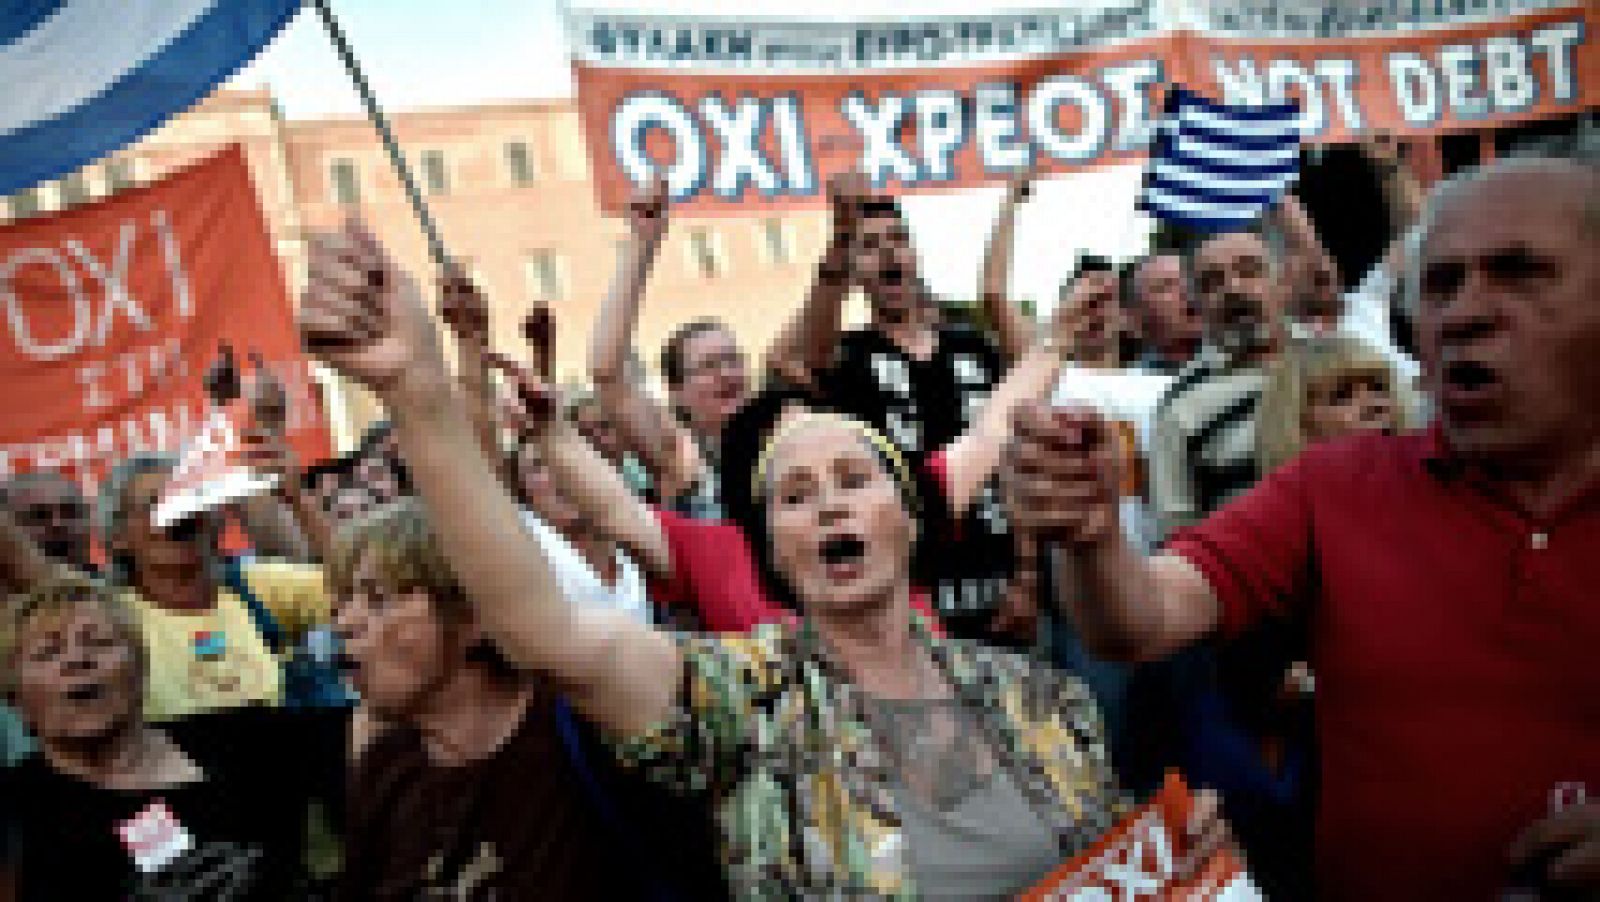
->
xmin=63 ymin=683 xmax=106 ymax=703
xmin=1443 ymin=360 xmax=1498 ymax=392
xmin=819 ymin=534 xmax=868 ymax=581
xmin=1439 ymin=359 xmax=1503 ymax=412
xmin=162 ymin=515 xmax=204 ymax=543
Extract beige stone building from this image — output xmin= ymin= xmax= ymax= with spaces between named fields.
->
xmin=1 ymin=88 xmax=830 ymax=449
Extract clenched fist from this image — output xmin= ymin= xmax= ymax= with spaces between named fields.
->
xmin=626 ymin=176 xmax=670 ymax=246
xmin=1005 ymin=400 xmax=1123 ymax=547
xmin=298 ymin=218 xmax=449 ymax=408
xmin=439 ymin=264 xmax=490 ymax=347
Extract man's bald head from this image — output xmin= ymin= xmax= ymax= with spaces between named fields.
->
xmin=1409 ymin=145 xmax=1600 ymax=475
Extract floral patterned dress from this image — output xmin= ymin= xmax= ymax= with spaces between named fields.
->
xmin=611 ymin=617 xmax=1128 ymax=898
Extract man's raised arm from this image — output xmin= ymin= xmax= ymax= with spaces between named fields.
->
xmin=977 ymin=169 xmax=1036 ymax=364
xmin=1006 ymin=401 xmax=1221 ymax=662
xmin=766 ymin=172 xmax=865 ymax=388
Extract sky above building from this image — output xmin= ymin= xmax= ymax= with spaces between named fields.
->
xmin=232 ymin=0 xmax=1152 ymax=309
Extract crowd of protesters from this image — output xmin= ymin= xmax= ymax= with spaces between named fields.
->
xmin=0 ymin=127 xmax=1596 ymax=901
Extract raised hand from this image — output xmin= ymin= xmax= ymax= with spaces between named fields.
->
xmin=1359 ymin=130 xmax=1406 ymax=174
xmin=203 ymin=343 xmax=241 ymax=406
xmin=244 ymin=351 xmax=288 ymax=436
xmin=1005 ymin=401 xmax=1123 ymax=547
xmin=626 ymin=176 xmax=670 ymax=247
xmin=522 ymin=305 xmax=554 ymax=383
xmin=439 ymin=264 xmax=491 ymax=347
xmin=1004 ymin=163 xmax=1037 ymax=205
xmin=487 ymin=352 xmax=558 ymax=439
xmin=298 ymin=218 xmax=448 ymax=407
xmin=825 ymin=170 xmax=872 ymax=243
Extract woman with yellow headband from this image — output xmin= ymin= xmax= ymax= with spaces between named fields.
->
xmin=295 ymin=219 xmax=1231 ymax=898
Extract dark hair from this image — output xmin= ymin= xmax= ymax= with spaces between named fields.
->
xmin=660 ymin=319 xmax=730 ymax=389
xmin=718 ymin=389 xmax=949 ymax=612
xmin=298 ymin=422 xmax=414 ymax=517
xmin=1077 ymin=253 xmax=1114 ymax=274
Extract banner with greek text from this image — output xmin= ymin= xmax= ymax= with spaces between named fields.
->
xmin=567 ymin=1 xmax=1595 ymax=213
xmin=0 ymin=145 xmax=332 ymax=496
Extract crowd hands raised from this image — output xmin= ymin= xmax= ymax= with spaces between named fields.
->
xmin=0 ymin=129 xmax=1595 ymax=900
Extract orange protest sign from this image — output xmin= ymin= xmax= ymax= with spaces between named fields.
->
xmin=0 ymin=145 xmax=331 ymax=498
xmin=567 ymin=3 xmax=1594 ymax=214
xmin=1020 ymin=772 xmax=1259 ymax=901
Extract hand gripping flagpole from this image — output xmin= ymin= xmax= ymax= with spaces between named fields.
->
xmin=310 ymin=0 xmax=452 ymax=273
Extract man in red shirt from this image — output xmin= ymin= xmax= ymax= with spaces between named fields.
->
xmin=1007 ymin=150 xmax=1600 ymax=898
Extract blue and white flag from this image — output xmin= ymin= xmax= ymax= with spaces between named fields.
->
xmin=1138 ymin=87 xmax=1303 ymax=233
xmin=0 ymin=0 xmax=302 ymax=197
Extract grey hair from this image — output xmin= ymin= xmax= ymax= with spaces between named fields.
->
xmin=1403 ymin=125 xmax=1600 ymax=317
xmin=96 ymin=453 xmax=178 ymax=585
xmin=0 ymin=469 xmax=83 ymax=509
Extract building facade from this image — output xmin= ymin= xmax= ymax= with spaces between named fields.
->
xmin=1 ymin=89 xmax=830 ymax=448
xmin=4 ymin=88 xmax=1588 ymax=447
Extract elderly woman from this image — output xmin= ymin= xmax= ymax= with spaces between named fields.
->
xmin=297 ymin=220 xmax=1230 ymax=897
xmin=1256 ymin=334 xmax=1414 ymax=474
xmin=0 ymin=576 xmax=345 ymax=900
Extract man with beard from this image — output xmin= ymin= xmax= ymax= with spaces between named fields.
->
xmin=1126 ymin=225 xmax=1323 ymax=896
xmin=769 ymin=174 xmax=1031 ymax=643
xmin=1148 ymin=228 xmax=1289 ymax=538
xmin=1011 ymin=144 xmax=1600 ymax=900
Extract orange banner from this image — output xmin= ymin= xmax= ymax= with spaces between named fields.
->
xmin=0 ymin=145 xmax=331 ymax=497
xmin=1021 ymin=772 xmax=1258 ymax=900
xmin=569 ymin=5 xmax=1595 ymax=214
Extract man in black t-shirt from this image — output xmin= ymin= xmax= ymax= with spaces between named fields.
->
xmin=768 ymin=174 xmax=1028 ymax=643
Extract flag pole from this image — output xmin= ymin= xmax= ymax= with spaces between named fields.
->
xmin=310 ymin=0 xmax=451 ymax=272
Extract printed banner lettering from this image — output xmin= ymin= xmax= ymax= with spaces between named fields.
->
xmin=569 ymin=3 xmax=1596 ymax=213
xmin=0 ymin=145 xmax=332 ymax=496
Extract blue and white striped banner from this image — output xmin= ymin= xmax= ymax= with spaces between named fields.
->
xmin=1138 ymin=87 xmax=1303 ymax=233
xmin=0 ymin=0 xmax=302 ymax=197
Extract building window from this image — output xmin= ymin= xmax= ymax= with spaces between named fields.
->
xmin=58 ymin=172 xmax=89 ymax=207
xmin=761 ymin=217 xmax=791 ymax=265
xmin=505 ymin=141 xmax=537 ymax=185
xmin=105 ymin=159 xmax=134 ymax=193
xmin=330 ymin=158 xmax=360 ymax=205
xmin=524 ymin=250 xmax=564 ymax=301
xmin=9 ymin=187 xmax=40 ymax=219
xmin=687 ymin=227 xmax=724 ymax=278
xmin=421 ymin=149 xmax=450 ymax=196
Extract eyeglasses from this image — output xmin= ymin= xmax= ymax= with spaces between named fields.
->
xmin=685 ymin=348 xmax=747 ymax=379
xmin=16 ymin=501 xmax=88 ymax=527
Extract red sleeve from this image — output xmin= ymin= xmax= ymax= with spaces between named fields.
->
xmin=923 ymin=448 xmax=952 ymax=504
xmin=1165 ymin=451 xmax=1318 ymax=637
xmin=650 ymin=507 xmax=693 ymax=609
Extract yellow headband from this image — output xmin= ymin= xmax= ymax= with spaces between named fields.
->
xmin=752 ymin=412 xmax=915 ymax=508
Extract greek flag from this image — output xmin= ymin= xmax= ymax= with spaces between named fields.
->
xmin=0 ymin=0 xmax=302 ymax=197
xmin=1138 ymin=87 xmax=1303 ymax=233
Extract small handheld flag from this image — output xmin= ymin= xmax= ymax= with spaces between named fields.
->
xmin=1138 ymin=88 xmax=1304 ymax=234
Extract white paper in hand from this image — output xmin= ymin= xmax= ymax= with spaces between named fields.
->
xmin=151 ymin=403 xmax=279 ymax=530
